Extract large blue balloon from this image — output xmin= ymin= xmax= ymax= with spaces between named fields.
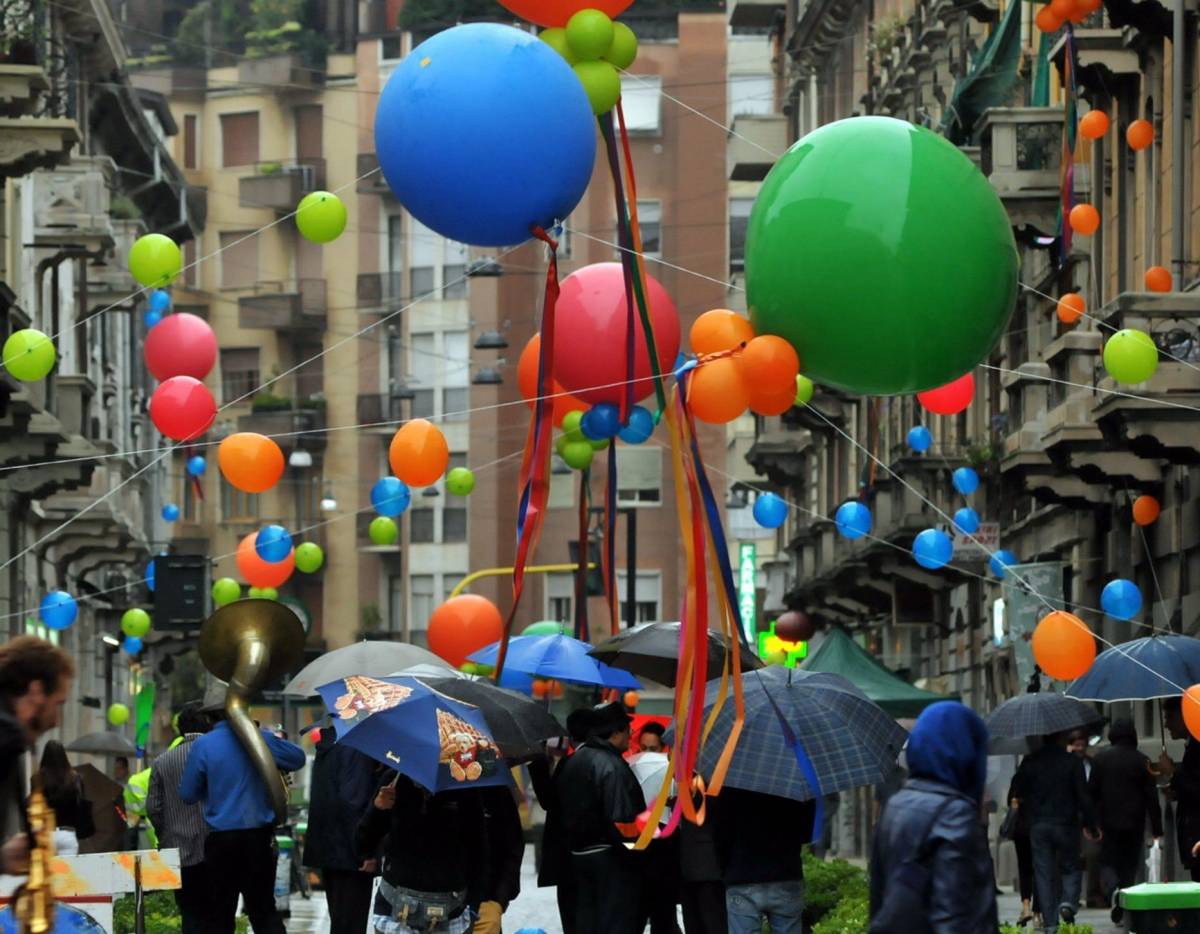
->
xmin=752 ymin=493 xmax=788 ymax=529
xmin=374 ymin=24 xmax=596 ymax=246
xmin=618 ymin=406 xmax=654 ymax=444
xmin=989 ymin=549 xmax=1018 ymax=578
xmin=834 ymin=501 xmax=872 ymax=540
xmin=186 ymin=455 xmax=207 ymax=477
xmin=953 ymin=507 xmax=980 ymax=534
xmin=907 ymin=425 xmax=932 ymax=453
xmin=40 ymin=591 xmax=78 ymax=631
xmin=913 ymin=528 xmax=953 ymax=570
xmin=1101 ymin=579 xmax=1142 ymax=620
xmin=255 ymin=525 xmax=293 ymax=563
xmin=371 ymin=477 xmax=411 ymax=517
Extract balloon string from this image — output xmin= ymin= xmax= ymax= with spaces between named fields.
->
xmin=574 ymin=467 xmax=591 ymax=642
xmin=603 ymin=442 xmax=620 ymax=636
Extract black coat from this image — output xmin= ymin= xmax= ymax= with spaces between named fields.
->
xmin=529 ymin=757 xmax=570 ymax=888
xmin=1013 ymin=744 xmax=1097 ymax=832
xmin=1089 ymin=742 xmax=1163 ymax=836
xmin=0 ymin=708 xmax=26 ymax=845
xmin=554 ymin=739 xmax=643 ymax=851
xmin=1172 ymin=739 xmax=1200 ymax=865
xmin=713 ymin=788 xmax=812 ymax=886
xmin=303 ymin=734 xmax=381 ymax=871
xmin=473 ymin=785 xmax=524 ymax=909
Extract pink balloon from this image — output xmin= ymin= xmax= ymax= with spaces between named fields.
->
xmin=150 ymin=376 xmax=217 ymax=440
xmin=551 ymin=263 xmax=681 ymax=406
xmin=143 ymin=313 xmax=217 ymax=381
xmin=917 ymin=371 xmax=975 ymax=415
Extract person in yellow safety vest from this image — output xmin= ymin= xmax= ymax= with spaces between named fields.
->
xmin=124 ymin=766 xmax=158 ymax=849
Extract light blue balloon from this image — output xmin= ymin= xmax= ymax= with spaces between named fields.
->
xmin=953 ymin=507 xmax=980 ymax=535
xmin=146 ymin=559 xmax=156 ymax=593
xmin=39 ymin=591 xmax=78 ymax=631
xmin=907 ymin=425 xmax=932 ymax=453
xmin=186 ymin=455 xmax=207 ymax=477
xmin=161 ymin=503 xmax=180 ymax=522
xmin=122 ymin=636 xmax=143 ymax=655
xmin=952 ymin=466 xmax=980 ymax=495
xmin=581 ymin=403 xmax=621 ymax=440
xmin=913 ymin=528 xmax=953 ymax=570
xmin=148 ymin=290 xmax=171 ymax=314
xmin=752 ymin=492 xmax=788 ymax=529
xmin=143 ymin=309 xmax=163 ymax=328
xmin=618 ymin=406 xmax=654 ymax=444
xmin=1101 ymin=579 xmax=1142 ymax=620
xmin=371 ymin=477 xmax=411 ymax=517
xmin=255 ymin=524 xmax=293 ymax=563
xmin=834 ymin=501 xmax=872 ymax=539
xmin=989 ymin=549 xmax=1018 ymax=578
xmin=374 ymin=23 xmax=596 ymax=246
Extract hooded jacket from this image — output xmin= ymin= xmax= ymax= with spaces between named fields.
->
xmin=303 ymin=730 xmax=381 ymax=872
xmin=1088 ymin=719 xmax=1163 ymax=836
xmin=869 ymin=702 xmax=998 ymax=934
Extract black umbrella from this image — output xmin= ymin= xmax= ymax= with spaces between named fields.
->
xmin=588 ymin=622 xmax=763 ymax=687
xmin=419 ymin=677 xmax=565 ymax=761
xmin=984 ymin=693 xmax=1104 ymax=742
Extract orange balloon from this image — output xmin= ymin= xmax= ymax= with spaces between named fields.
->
xmin=1068 ymin=203 xmax=1101 ymax=236
xmin=1183 ymin=685 xmax=1200 ymax=741
xmin=688 ymin=357 xmax=749 ymax=424
xmin=1079 ymin=110 xmax=1110 ymax=140
xmin=517 ymin=335 xmax=585 ymax=428
xmin=1032 ymin=611 xmax=1096 ymax=681
xmin=218 ymin=432 xmax=285 ymax=494
xmin=1035 ymin=4 xmax=1064 ymax=31
xmin=1127 ymin=119 xmax=1154 ymax=151
xmin=389 ymin=419 xmax=449 ymax=487
xmin=623 ymin=690 xmax=639 ymax=708
xmin=1145 ymin=266 xmax=1172 ymax=292
xmin=426 ymin=594 xmax=504 ymax=669
xmin=1056 ymin=292 xmax=1086 ymax=325
xmin=496 ymin=0 xmax=631 ymax=27
xmin=740 ymin=335 xmax=801 ymax=395
xmin=236 ymin=533 xmax=295 ymax=588
xmin=748 ymin=381 xmax=797 ymax=416
xmin=1132 ymin=495 xmax=1160 ymax=526
xmin=690 ymin=309 xmax=755 ymax=357
xmin=1049 ymin=0 xmax=1075 ymax=17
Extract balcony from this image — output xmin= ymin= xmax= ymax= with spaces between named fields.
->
xmin=729 ymin=0 xmax=784 ymax=28
xmin=239 ymin=160 xmax=326 ymax=212
xmin=356 ymin=153 xmax=392 ymax=195
xmin=29 ymin=156 xmax=117 ymax=250
xmin=128 ymin=65 xmax=207 ymax=98
xmin=729 ymin=114 xmax=786 ymax=182
xmin=238 ymin=279 xmax=327 ymax=331
xmin=237 ymin=54 xmax=319 ymax=91
xmin=0 ymin=63 xmax=48 ymax=117
xmin=236 ymin=405 xmax=327 ymax=451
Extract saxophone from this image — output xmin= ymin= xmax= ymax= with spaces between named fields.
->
xmin=14 ymin=785 xmax=55 ymax=933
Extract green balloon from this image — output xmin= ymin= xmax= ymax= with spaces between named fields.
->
xmin=107 ymin=703 xmax=130 ymax=726
xmin=565 ymin=8 xmax=614 ymax=61
xmin=295 ymin=542 xmax=325 ymax=573
xmin=523 ymin=620 xmax=568 ymax=635
xmin=539 ymin=27 xmax=576 ymax=64
xmin=561 ymin=409 xmax=585 ymax=441
xmin=446 ymin=467 xmax=476 ymax=496
xmin=128 ymin=233 xmax=182 ymax=287
xmin=369 ymin=516 xmax=399 ymax=546
xmin=795 ymin=374 xmax=815 ymax=406
xmin=260 ymin=586 xmax=279 ymax=601
xmin=212 ymin=577 xmax=241 ymax=606
xmin=1103 ymin=329 xmax=1158 ymax=384
xmin=746 ymin=117 xmax=1017 ymax=394
xmin=589 ymin=436 xmax=609 ymax=451
xmin=603 ymin=21 xmax=638 ymax=70
xmin=120 ymin=608 xmax=151 ymax=638
xmin=247 ymin=586 xmax=264 ymax=599
xmin=3 ymin=329 xmax=55 ymax=382
xmin=295 ymin=191 xmax=347 ymax=243
xmin=573 ymin=60 xmax=621 ymax=115
xmin=561 ymin=439 xmax=594 ymax=470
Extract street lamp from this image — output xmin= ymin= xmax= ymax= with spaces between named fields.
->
xmin=320 ymin=489 xmax=338 ymax=512
xmin=288 ymin=448 xmax=312 ymax=469
xmin=473 ymin=330 xmax=508 ymax=350
xmin=472 ymin=367 xmax=503 ymax=386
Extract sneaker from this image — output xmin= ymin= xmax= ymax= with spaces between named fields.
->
xmin=1111 ymin=904 xmax=1124 ymax=924
xmin=1059 ymin=904 xmax=1076 ymax=924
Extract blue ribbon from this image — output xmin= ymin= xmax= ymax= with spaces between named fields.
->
xmin=758 ymin=672 xmax=825 ymax=843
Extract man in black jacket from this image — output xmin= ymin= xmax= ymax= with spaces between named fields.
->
xmin=1088 ymin=719 xmax=1163 ymax=904
xmin=555 ymin=702 xmax=645 ymax=934
xmin=1161 ymin=698 xmax=1200 ymax=881
xmin=470 ymin=784 xmax=524 ymax=933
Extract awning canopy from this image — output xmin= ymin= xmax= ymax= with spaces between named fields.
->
xmin=941 ymin=0 xmax=1023 ymax=144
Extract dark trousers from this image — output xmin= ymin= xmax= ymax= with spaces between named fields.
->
xmin=571 ymin=847 xmax=643 ymax=934
xmin=206 ymin=827 xmax=285 ymax=934
xmin=680 ymin=880 xmax=726 ymax=934
xmin=556 ymin=878 xmax=577 ymax=934
xmin=1030 ymin=823 xmax=1081 ymax=930
xmin=175 ymin=863 xmax=215 ymax=934
xmin=322 ymin=868 xmax=374 ymax=934
xmin=1014 ymin=832 xmax=1034 ymax=903
xmin=635 ymin=837 xmax=681 ymax=934
xmin=1098 ymin=827 xmax=1143 ymax=902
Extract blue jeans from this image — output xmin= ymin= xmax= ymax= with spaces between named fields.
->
xmin=726 ymin=880 xmax=804 ymax=934
xmin=1030 ymin=823 xmax=1082 ymax=932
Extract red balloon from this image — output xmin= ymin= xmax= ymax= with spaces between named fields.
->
xmin=427 ymin=595 xmax=504 ymax=669
xmin=496 ymin=0 xmax=632 ymax=27
xmin=552 ymin=263 xmax=681 ymax=407
xmin=236 ymin=533 xmax=294 ymax=588
xmin=917 ymin=372 xmax=975 ymax=416
xmin=150 ymin=376 xmax=216 ymax=440
xmin=143 ymin=313 xmax=217 ymax=381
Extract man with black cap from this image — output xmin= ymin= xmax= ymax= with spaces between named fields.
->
xmin=555 ymin=701 xmax=646 ymax=934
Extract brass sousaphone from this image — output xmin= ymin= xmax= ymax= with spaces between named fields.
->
xmin=199 ymin=599 xmax=305 ymax=824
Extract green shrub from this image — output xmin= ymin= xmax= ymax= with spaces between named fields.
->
xmin=113 ymin=892 xmax=251 ymax=934
xmin=1001 ymin=925 xmax=1091 ymax=934
xmin=812 ymin=893 xmax=869 ymax=934
xmin=801 ymin=852 xmax=868 ymax=925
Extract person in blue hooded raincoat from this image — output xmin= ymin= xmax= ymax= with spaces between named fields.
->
xmin=869 ymin=702 xmax=998 ymax=934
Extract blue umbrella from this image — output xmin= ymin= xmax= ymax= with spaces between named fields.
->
xmin=469 ymin=634 xmax=642 ymax=689
xmin=1065 ymin=634 xmax=1200 ymax=701
xmin=317 ymin=675 xmax=510 ymax=792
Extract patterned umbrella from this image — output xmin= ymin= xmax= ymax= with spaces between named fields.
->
xmin=419 ymin=677 xmax=564 ymax=761
xmin=984 ymin=692 xmax=1104 ymax=739
xmin=676 ymin=666 xmax=907 ymax=801
xmin=1066 ymin=635 xmax=1200 ymax=701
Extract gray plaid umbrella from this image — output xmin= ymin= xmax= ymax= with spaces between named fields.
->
xmin=984 ymin=692 xmax=1104 ymax=740
xmin=670 ymin=666 xmax=908 ymax=801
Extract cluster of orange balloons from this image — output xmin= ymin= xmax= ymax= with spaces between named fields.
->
xmin=1036 ymin=0 xmax=1101 ymax=31
xmin=532 ymin=679 xmax=565 ymax=699
xmin=517 ymin=334 xmax=587 ymax=427
xmin=686 ymin=310 xmax=801 ymax=424
xmin=389 ymin=418 xmax=450 ymax=487
xmin=1031 ymin=610 xmax=1096 ymax=681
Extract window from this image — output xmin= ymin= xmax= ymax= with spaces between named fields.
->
xmin=410 ymin=217 xmax=436 ymax=299
xmin=730 ymin=198 xmax=754 ymax=271
xmin=729 ymin=74 xmax=774 ymax=119
xmin=410 ymin=332 xmax=436 ymax=419
xmin=620 ymin=76 xmax=662 ymax=133
xmin=220 ymin=348 xmax=260 ymax=404
xmin=444 ymin=575 xmax=465 ymax=601
xmin=220 ymin=111 xmax=259 ymax=167
xmin=410 ymin=575 xmax=434 ymax=637
xmin=221 ymin=485 xmax=260 ymax=520
xmin=181 ymin=239 xmax=197 ymax=287
xmin=183 ymin=114 xmax=198 ymax=169
xmin=182 ymin=470 xmax=197 ymax=521
xmin=615 ymin=571 xmax=661 ymax=626
xmin=637 ymin=200 xmax=661 ymax=258
xmin=546 ymin=573 xmax=574 ymax=624
xmin=443 ymin=504 xmax=467 ymax=542
xmin=387 ymin=214 xmax=404 ymax=300
xmin=388 ymin=574 xmax=405 ymax=633
xmin=616 ymin=446 xmax=662 ymax=506
xmin=410 ymin=507 xmax=435 ymax=543
xmin=442 ymin=331 xmax=469 ymax=421
xmin=444 ymin=240 xmax=468 ymax=299
xmin=219 ymin=231 xmax=258 ymax=290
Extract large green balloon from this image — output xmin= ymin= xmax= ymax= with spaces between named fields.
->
xmin=746 ymin=117 xmax=1017 ymax=394
xmin=212 ymin=577 xmax=241 ymax=606
xmin=295 ymin=191 xmax=347 ymax=243
xmin=2 ymin=329 xmax=55 ymax=382
xmin=295 ymin=542 xmax=325 ymax=573
xmin=1103 ymin=328 xmax=1158 ymax=384
xmin=128 ymin=233 xmax=182 ymax=287
xmin=120 ymin=608 xmax=151 ymax=638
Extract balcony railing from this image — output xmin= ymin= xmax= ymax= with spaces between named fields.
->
xmin=238 ymin=279 xmax=327 ymax=331
xmin=728 ymin=0 xmax=784 ymax=28
xmin=236 ymin=405 xmax=327 ymax=450
xmin=356 ymin=271 xmax=406 ymax=310
xmin=729 ymin=114 xmax=786 ymax=182
xmin=239 ymin=159 xmax=326 ymax=212
xmin=356 ymin=152 xmax=392 ymax=195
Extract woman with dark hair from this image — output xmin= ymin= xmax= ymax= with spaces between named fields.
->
xmin=34 ymin=740 xmax=92 ymax=855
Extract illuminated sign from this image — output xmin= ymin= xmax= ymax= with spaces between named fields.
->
xmin=738 ymin=543 xmax=757 ymax=644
